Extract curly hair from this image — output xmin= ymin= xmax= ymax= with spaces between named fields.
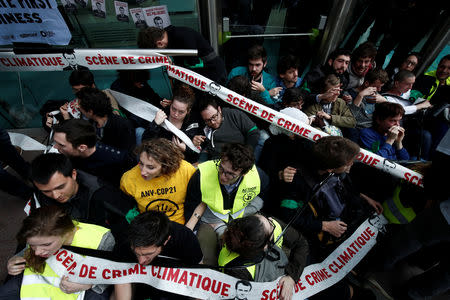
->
xmin=17 ymin=206 xmax=75 ymax=273
xmin=220 ymin=143 xmax=255 ymax=175
xmin=136 ymin=138 xmax=184 ymax=176
xmin=277 ymin=54 xmax=299 ymax=75
xmin=223 ymin=215 xmax=268 ymax=259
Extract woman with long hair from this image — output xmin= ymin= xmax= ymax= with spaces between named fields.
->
xmin=2 ymin=205 xmax=114 ymax=299
xmin=120 ymin=138 xmax=200 ymax=227
xmin=142 ymin=84 xmax=202 ymax=163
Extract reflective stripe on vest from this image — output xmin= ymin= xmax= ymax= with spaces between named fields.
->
xmin=382 ymin=186 xmax=416 ymax=224
xmin=198 ymin=160 xmax=260 ymax=222
xmin=423 ymin=70 xmax=450 ymax=101
xmin=20 ymin=222 xmax=110 ymax=300
xmin=218 ymin=218 xmax=283 ymax=279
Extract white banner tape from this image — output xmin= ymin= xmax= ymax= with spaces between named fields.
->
xmin=0 ymin=50 xmax=423 ymax=186
xmin=8 ymin=132 xmax=46 ymax=151
xmin=44 ymin=214 xmax=387 ymax=299
xmin=107 ymin=89 xmax=199 ymax=153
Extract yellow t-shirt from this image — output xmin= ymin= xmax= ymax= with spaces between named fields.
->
xmin=120 ymin=160 xmax=196 ymax=224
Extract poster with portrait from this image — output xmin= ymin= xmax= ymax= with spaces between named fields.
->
xmin=61 ymin=0 xmax=77 ymax=13
xmin=143 ymin=5 xmax=171 ymax=29
xmin=91 ymin=0 xmax=106 ymax=18
xmin=114 ymin=1 xmax=129 ymax=22
xmin=130 ymin=8 xmax=148 ymax=29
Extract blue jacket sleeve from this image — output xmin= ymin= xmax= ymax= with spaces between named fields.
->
xmin=396 ymin=147 xmax=410 ymax=160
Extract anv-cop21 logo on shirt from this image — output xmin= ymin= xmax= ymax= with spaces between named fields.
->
xmin=146 ymin=199 xmax=179 ymax=217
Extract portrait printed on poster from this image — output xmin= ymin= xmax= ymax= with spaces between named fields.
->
xmin=62 ymin=0 xmax=77 ymax=13
xmin=114 ymin=1 xmax=129 ymax=22
xmin=143 ymin=5 xmax=171 ymax=29
xmin=130 ymin=8 xmax=148 ymax=29
xmin=92 ymin=0 xmax=106 ymax=18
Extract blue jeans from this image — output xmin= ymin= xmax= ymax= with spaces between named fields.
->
xmin=254 ymin=129 xmax=270 ymax=163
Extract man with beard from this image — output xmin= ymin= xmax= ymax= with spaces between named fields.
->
xmin=192 ymin=97 xmax=260 ymax=160
xmin=302 ymin=48 xmax=352 ymax=105
xmin=228 ymin=45 xmax=281 ymax=105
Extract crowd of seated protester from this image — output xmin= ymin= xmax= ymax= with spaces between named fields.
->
xmin=1 ymin=25 xmax=449 ymax=300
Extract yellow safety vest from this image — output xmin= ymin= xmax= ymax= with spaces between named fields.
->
xmin=382 ymin=186 xmax=416 ymax=224
xmin=198 ymin=160 xmax=260 ymax=222
xmin=218 ymin=218 xmax=283 ymax=279
xmin=20 ymin=222 xmax=110 ymax=300
xmin=423 ymin=70 xmax=450 ymax=101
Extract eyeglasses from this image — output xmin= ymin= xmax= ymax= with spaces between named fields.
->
xmin=405 ymin=60 xmax=417 ymax=66
xmin=204 ymin=111 xmax=220 ymax=124
xmin=215 ymin=160 xmax=240 ymax=180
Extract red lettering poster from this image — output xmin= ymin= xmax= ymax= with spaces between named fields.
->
xmin=143 ymin=5 xmax=171 ymax=29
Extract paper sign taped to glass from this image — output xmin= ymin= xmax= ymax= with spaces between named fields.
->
xmin=0 ymin=0 xmax=71 ymax=45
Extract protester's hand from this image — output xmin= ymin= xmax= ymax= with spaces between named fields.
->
xmin=160 ymin=98 xmax=172 ymax=108
xmin=395 ymin=126 xmax=405 ymax=144
xmin=172 ymin=136 xmax=186 ymax=152
xmin=193 ymin=135 xmax=206 ymax=149
xmin=269 ymin=87 xmax=283 ymax=97
xmin=386 ymin=126 xmax=400 ymax=144
xmin=251 ymin=80 xmax=266 ymax=92
xmin=360 ymin=87 xmax=377 ymax=98
xmin=279 ymin=166 xmax=297 ymax=183
xmin=416 ymin=101 xmax=432 ymax=110
xmin=60 ymin=103 xmax=70 ymax=120
xmin=60 ymin=275 xmax=92 ymax=294
xmin=154 ymin=110 xmax=167 ymax=125
xmin=374 ymin=94 xmax=387 ymax=103
xmin=342 ymin=93 xmax=352 ymax=103
xmin=7 ymin=256 xmax=26 ymax=276
xmin=316 ymin=110 xmax=331 ymax=120
xmin=279 ymin=275 xmax=295 ymax=300
xmin=323 ymin=220 xmax=347 ymax=237
xmin=45 ymin=113 xmax=55 ymax=128
xmin=361 ymin=193 xmax=383 ymax=214
xmin=319 ymin=87 xmax=341 ymax=100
